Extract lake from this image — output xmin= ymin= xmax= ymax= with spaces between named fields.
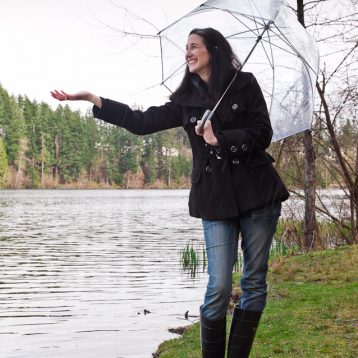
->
xmin=0 ymin=188 xmax=348 ymax=357
xmin=0 ymin=189 xmax=207 ymax=358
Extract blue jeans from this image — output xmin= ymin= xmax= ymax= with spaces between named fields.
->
xmin=201 ymin=203 xmax=281 ymax=321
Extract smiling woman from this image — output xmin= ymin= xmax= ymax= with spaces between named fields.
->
xmin=51 ymin=26 xmax=289 ymax=358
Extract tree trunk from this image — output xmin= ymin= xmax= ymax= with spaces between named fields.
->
xmin=354 ymin=143 xmax=358 ymax=242
xmin=297 ymin=0 xmax=319 ymax=250
xmin=41 ymin=132 xmax=45 ymax=185
xmin=303 ymin=130 xmax=318 ymax=249
xmin=54 ymin=135 xmax=60 ymax=182
xmin=15 ymin=152 xmax=23 ymax=188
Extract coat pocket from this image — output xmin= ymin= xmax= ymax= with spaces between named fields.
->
xmin=191 ymin=167 xmax=201 ymax=184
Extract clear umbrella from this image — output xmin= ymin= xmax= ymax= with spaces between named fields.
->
xmin=157 ymin=0 xmax=320 ymax=142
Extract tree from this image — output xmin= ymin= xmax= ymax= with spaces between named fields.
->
xmin=0 ymin=86 xmax=25 ymax=166
xmin=82 ymin=111 xmax=100 ymax=183
xmin=297 ymin=0 xmax=319 ymax=250
xmin=286 ymin=0 xmax=358 ymax=245
xmin=141 ymin=135 xmax=157 ymax=185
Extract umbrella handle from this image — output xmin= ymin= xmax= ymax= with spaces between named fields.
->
xmin=197 ymin=109 xmax=214 ymax=135
xmin=197 ymin=71 xmax=239 ymax=135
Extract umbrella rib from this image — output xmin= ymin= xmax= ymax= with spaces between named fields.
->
xmin=271 ymin=24 xmax=319 ymax=76
xmin=161 ymin=63 xmax=187 ymax=86
xmin=228 ymin=12 xmax=267 ymax=39
xmin=224 ymin=12 xmax=292 ymax=67
xmin=239 ymin=20 xmax=273 ymax=69
xmin=159 ymin=35 xmax=164 ymax=84
xmin=260 ymin=38 xmax=298 ymax=57
xmin=260 ymin=30 xmax=274 ymax=70
xmin=265 ymin=29 xmax=275 ymax=115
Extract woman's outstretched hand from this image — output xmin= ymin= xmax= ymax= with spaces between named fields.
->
xmin=50 ymin=90 xmax=89 ymax=101
xmin=50 ymin=90 xmax=102 ymax=108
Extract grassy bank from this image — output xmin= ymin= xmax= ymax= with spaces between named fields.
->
xmin=154 ymin=245 xmax=358 ymax=357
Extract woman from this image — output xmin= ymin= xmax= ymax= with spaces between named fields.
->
xmin=51 ymin=27 xmax=289 ymax=358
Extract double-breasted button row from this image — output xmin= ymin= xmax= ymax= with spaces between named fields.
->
xmin=232 ymin=159 xmax=240 ymax=165
xmin=230 ymin=144 xmax=248 ymax=153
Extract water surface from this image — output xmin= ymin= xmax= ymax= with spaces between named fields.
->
xmin=0 ymin=189 xmax=207 ymax=358
xmin=0 ymin=188 xmax=348 ymax=357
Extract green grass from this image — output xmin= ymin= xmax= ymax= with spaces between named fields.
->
xmin=154 ymin=245 xmax=358 ymax=357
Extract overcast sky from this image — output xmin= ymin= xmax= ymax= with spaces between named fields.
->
xmin=0 ymin=0 xmax=203 ymax=113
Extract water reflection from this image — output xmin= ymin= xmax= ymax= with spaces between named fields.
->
xmin=0 ymin=190 xmax=206 ymax=358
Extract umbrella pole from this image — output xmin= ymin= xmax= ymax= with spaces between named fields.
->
xmin=240 ymin=20 xmax=273 ymax=69
xmin=198 ymin=20 xmax=273 ymax=134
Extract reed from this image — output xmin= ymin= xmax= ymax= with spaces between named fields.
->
xmin=202 ymin=245 xmax=207 ymax=270
xmin=181 ymin=243 xmax=199 ymax=277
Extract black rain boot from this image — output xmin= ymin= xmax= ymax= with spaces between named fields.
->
xmin=200 ymin=313 xmax=226 ymax=358
xmin=227 ymin=307 xmax=262 ymax=358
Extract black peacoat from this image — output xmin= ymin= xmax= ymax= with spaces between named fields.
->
xmin=93 ymin=71 xmax=289 ymax=220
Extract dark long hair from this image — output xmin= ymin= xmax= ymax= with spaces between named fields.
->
xmin=170 ymin=27 xmax=241 ymax=109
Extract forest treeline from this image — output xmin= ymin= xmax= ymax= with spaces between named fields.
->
xmin=0 ymin=84 xmax=357 ymax=190
xmin=0 ymin=85 xmax=193 ymax=189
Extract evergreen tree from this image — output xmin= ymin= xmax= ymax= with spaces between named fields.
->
xmin=141 ymin=135 xmax=157 ymax=185
xmin=82 ymin=111 xmax=100 ymax=182
xmin=0 ymin=86 xmax=25 ymax=165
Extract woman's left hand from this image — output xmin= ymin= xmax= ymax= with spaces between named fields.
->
xmin=195 ymin=119 xmax=219 ymax=146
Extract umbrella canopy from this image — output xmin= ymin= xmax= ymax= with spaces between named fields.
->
xmin=157 ymin=0 xmax=320 ymax=142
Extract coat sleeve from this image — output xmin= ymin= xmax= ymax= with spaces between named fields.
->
xmin=93 ymin=98 xmax=183 ymax=135
xmin=215 ymin=75 xmax=273 ymax=157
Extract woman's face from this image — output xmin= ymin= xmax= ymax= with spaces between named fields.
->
xmin=186 ymin=34 xmax=211 ymax=82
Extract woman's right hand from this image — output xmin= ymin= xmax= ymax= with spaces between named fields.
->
xmin=50 ymin=90 xmax=102 ymax=108
xmin=50 ymin=90 xmax=90 ymax=101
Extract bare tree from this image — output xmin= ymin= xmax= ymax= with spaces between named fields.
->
xmin=295 ymin=0 xmax=319 ymax=250
xmin=287 ymin=0 xmax=358 ymax=245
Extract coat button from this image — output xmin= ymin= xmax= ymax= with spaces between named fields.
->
xmin=232 ymin=159 xmax=240 ymax=165
xmin=205 ymin=165 xmax=212 ymax=173
xmin=241 ymin=144 xmax=248 ymax=151
xmin=232 ymin=103 xmax=239 ymax=111
xmin=230 ymin=145 xmax=238 ymax=153
xmin=189 ymin=116 xmax=197 ymax=123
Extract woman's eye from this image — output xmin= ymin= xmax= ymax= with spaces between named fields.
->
xmin=186 ymin=44 xmax=198 ymax=51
